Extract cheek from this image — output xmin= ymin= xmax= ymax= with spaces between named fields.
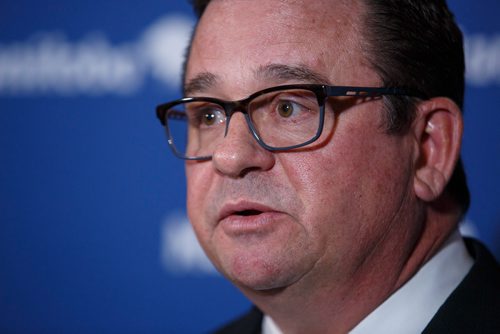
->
xmin=185 ymin=163 xmax=227 ymax=269
xmin=280 ymin=143 xmax=355 ymax=215
xmin=278 ymin=128 xmax=414 ymax=255
xmin=186 ymin=163 xmax=214 ymax=234
xmin=277 ymin=152 xmax=345 ymax=256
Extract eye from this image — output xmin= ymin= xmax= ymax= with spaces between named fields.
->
xmin=276 ymin=100 xmax=301 ymax=118
xmin=203 ymin=112 xmax=217 ymax=126
xmin=200 ymin=108 xmax=225 ymax=127
xmin=186 ymin=102 xmax=225 ymax=128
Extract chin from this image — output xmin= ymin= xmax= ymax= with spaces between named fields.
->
xmin=219 ymin=253 xmax=306 ymax=292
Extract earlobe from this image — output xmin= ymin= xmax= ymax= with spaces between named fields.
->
xmin=413 ymin=98 xmax=463 ymax=202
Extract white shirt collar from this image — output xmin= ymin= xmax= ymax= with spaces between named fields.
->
xmin=262 ymin=230 xmax=474 ymax=334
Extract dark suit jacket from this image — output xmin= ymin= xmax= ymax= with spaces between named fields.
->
xmin=213 ymin=239 xmax=500 ymax=334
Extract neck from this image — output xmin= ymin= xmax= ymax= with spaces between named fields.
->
xmin=239 ymin=204 xmax=460 ymax=334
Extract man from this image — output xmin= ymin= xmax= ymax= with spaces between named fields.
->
xmin=156 ymin=0 xmax=500 ymax=333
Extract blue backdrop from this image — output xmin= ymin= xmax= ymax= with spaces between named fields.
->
xmin=1 ymin=1 xmax=499 ymax=333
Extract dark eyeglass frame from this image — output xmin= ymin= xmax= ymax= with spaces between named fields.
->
xmin=156 ymin=84 xmax=422 ymax=160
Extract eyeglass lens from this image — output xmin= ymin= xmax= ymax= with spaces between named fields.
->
xmin=165 ymin=88 xmax=331 ymax=159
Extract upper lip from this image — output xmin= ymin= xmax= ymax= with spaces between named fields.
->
xmin=218 ymin=200 xmax=277 ymax=222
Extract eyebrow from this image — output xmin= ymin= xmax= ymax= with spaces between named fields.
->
xmin=255 ymin=63 xmax=332 ymax=85
xmin=183 ymin=63 xmax=331 ymax=96
xmin=184 ymin=72 xmax=218 ymax=96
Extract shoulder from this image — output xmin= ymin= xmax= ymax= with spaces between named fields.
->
xmin=423 ymin=238 xmax=500 ymax=333
xmin=211 ymin=307 xmax=263 ymax=334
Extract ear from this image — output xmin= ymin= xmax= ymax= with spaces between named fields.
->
xmin=412 ymin=97 xmax=463 ymax=202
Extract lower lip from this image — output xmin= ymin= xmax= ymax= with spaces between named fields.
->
xmin=219 ymin=212 xmax=285 ymax=236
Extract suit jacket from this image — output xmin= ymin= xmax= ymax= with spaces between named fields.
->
xmin=212 ymin=238 xmax=500 ymax=334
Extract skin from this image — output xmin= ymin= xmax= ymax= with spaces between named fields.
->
xmin=184 ymin=0 xmax=463 ymax=332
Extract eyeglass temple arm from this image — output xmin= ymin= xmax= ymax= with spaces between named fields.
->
xmin=326 ymin=86 xmax=414 ymax=97
xmin=168 ymin=110 xmax=187 ymax=120
xmin=157 ymin=107 xmax=187 ymax=125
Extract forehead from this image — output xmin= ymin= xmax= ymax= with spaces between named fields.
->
xmin=186 ymin=0 xmax=374 ymax=95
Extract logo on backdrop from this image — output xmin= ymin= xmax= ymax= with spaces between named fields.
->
xmin=464 ymin=33 xmax=500 ymax=86
xmin=161 ymin=212 xmax=218 ymax=275
xmin=0 ymin=17 xmax=499 ymax=96
xmin=0 ymin=15 xmax=194 ymax=96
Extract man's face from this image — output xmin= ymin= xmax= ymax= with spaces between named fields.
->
xmin=185 ymin=0 xmax=421 ymax=292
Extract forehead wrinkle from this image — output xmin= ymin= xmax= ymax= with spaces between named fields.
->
xmin=255 ymin=63 xmax=333 ymax=85
xmin=184 ymin=72 xmax=219 ymax=96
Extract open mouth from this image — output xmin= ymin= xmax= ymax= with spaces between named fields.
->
xmin=218 ymin=203 xmax=281 ymax=235
xmin=235 ymin=210 xmax=263 ymax=216
xmin=218 ymin=201 xmax=276 ymax=223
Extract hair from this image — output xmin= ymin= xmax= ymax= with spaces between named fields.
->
xmin=187 ymin=0 xmax=470 ymax=215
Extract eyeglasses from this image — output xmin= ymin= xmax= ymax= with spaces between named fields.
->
xmin=156 ymin=84 xmax=416 ymax=160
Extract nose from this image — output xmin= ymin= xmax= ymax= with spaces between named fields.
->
xmin=212 ymin=113 xmax=275 ymax=177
